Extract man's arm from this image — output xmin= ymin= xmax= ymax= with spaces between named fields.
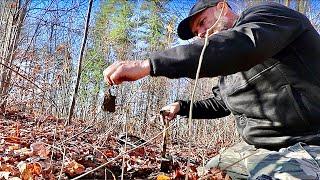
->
xmin=177 ymin=97 xmax=231 ymax=119
xmin=161 ymin=86 xmax=231 ymax=120
xmin=150 ymin=3 xmax=307 ymax=79
xmin=103 ymin=60 xmax=150 ymax=85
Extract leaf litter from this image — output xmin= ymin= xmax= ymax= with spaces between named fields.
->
xmin=0 ymin=109 xmax=230 ymax=179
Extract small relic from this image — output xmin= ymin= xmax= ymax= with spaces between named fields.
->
xmin=102 ymin=89 xmax=116 ymax=112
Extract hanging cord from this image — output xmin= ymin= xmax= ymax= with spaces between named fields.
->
xmin=186 ymin=1 xmax=227 ymax=179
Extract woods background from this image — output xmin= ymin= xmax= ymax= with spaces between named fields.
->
xmin=1 ymin=0 xmax=319 ymax=160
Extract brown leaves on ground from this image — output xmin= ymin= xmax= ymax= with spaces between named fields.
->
xmin=30 ymin=142 xmax=50 ymax=158
xmin=64 ymin=160 xmax=85 ymax=177
xmin=0 ymin=164 xmax=19 ymax=177
xmin=1 ymin=109 xmax=231 ymax=179
xmin=18 ymin=162 xmax=42 ymax=180
xmin=199 ymin=168 xmax=232 ymax=180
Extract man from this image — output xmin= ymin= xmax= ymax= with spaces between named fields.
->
xmin=104 ymin=0 xmax=320 ymax=178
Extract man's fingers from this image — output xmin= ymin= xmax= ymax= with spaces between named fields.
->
xmin=103 ymin=60 xmax=150 ymax=86
xmin=103 ymin=66 xmax=114 ymax=85
xmin=160 ymin=104 xmax=180 ymax=121
xmin=160 ymin=110 xmax=176 ymax=121
xmin=103 ymin=62 xmax=122 ymax=85
xmin=167 ymin=113 xmax=174 ymax=121
xmin=103 ymin=69 xmax=113 ymax=85
xmin=160 ymin=109 xmax=170 ymax=116
xmin=109 ymin=65 xmax=126 ymax=85
xmin=105 ymin=61 xmax=133 ymax=85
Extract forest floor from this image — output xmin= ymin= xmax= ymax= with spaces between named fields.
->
xmin=0 ymin=109 xmax=231 ymax=180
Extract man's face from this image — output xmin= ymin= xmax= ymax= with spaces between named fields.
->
xmin=189 ymin=5 xmax=229 ymax=39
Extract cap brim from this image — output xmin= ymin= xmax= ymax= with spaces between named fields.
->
xmin=177 ymin=16 xmax=194 ymax=40
xmin=177 ymin=6 xmax=211 ymax=40
xmin=177 ymin=1 xmax=230 ymax=40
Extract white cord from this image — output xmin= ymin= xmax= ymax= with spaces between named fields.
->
xmin=186 ymin=1 xmax=227 ymax=179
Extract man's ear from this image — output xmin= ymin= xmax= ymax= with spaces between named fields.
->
xmin=216 ymin=1 xmax=228 ymax=15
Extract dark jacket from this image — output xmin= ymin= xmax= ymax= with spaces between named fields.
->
xmin=149 ymin=2 xmax=320 ymax=150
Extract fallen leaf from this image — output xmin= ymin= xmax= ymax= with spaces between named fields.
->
xmin=17 ymin=161 xmax=42 ymax=180
xmin=44 ymin=115 xmax=57 ymax=121
xmin=30 ymin=163 xmax=41 ymax=175
xmin=187 ymin=172 xmax=198 ymax=180
xmin=103 ymin=149 xmax=116 ymax=158
xmin=30 ymin=142 xmax=50 ymax=158
xmin=20 ymin=162 xmax=42 ymax=180
xmin=42 ymin=172 xmax=55 ymax=180
xmin=128 ymin=147 xmax=145 ymax=157
xmin=173 ymin=169 xmax=185 ymax=179
xmin=4 ymin=137 xmax=20 ymax=144
xmin=0 ymin=171 xmax=10 ymax=180
xmin=64 ymin=160 xmax=85 ymax=177
xmin=8 ymin=177 xmax=21 ymax=180
xmin=14 ymin=147 xmax=32 ymax=156
xmin=21 ymin=167 xmax=32 ymax=180
xmin=17 ymin=161 xmax=27 ymax=174
xmin=38 ymin=160 xmax=52 ymax=172
xmin=8 ymin=144 xmax=20 ymax=151
xmin=157 ymin=174 xmax=170 ymax=180
xmin=0 ymin=164 xmax=19 ymax=176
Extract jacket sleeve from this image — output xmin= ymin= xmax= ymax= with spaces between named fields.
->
xmin=177 ymin=86 xmax=231 ymax=119
xmin=149 ymin=3 xmax=307 ymax=78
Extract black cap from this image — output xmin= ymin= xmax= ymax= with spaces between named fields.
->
xmin=177 ymin=0 xmax=224 ymax=40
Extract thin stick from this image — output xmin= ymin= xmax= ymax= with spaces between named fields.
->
xmin=58 ymin=147 xmax=66 ymax=180
xmin=120 ymin=109 xmax=128 ymax=180
xmin=105 ymin=167 xmax=116 ymax=180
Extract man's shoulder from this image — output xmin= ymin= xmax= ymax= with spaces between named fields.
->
xmin=245 ymin=2 xmax=291 ymax=13
xmin=237 ymin=2 xmax=302 ymax=23
xmin=242 ymin=2 xmax=300 ymax=15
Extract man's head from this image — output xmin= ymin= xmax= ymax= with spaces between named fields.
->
xmin=178 ymin=0 xmax=237 ymax=40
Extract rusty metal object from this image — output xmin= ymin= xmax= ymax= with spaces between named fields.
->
xmin=160 ymin=110 xmax=169 ymax=158
xmin=160 ymin=110 xmax=172 ymax=173
xmin=102 ymin=89 xmax=116 ymax=112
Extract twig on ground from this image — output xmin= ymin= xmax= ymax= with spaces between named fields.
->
xmin=121 ymin=108 xmax=129 ymax=180
xmin=105 ymin=167 xmax=116 ymax=180
xmin=59 ymin=147 xmax=67 ymax=180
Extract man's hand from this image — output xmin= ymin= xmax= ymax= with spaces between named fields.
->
xmin=160 ymin=102 xmax=180 ymax=121
xmin=103 ymin=60 xmax=151 ymax=85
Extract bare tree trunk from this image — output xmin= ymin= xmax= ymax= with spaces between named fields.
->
xmin=0 ymin=0 xmax=27 ymax=111
xmin=66 ymin=0 xmax=94 ymax=125
xmin=296 ymin=0 xmax=309 ymax=14
xmin=284 ymin=0 xmax=291 ymax=7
